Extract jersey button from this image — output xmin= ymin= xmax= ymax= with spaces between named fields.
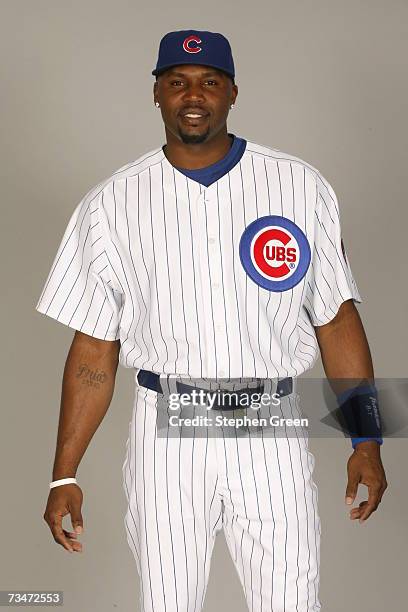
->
xmin=208 ymin=237 xmax=216 ymax=245
xmin=212 ymin=282 xmax=220 ymax=290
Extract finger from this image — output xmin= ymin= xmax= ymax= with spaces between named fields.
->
xmin=69 ymin=506 xmax=84 ymax=535
xmin=48 ymin=515 xmax=75 ymax=552
xmin=345 ymin=474 xmax=360 ymax=505
xmin=62 ymin=529 xmax=83 ymax=553
xmin=378 ymin=481 xmax=388 ymax=502
xmin=62 ymin=529 xmax=78 ymax=540
xmin=359 ymin=486 xmax=381 ymax=522
xmin=66 ymin=537 xmax=83 ymax=552
xmin=349 ymin=502 xmax=367 ymax=520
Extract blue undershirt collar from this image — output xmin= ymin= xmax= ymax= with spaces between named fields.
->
xmin=167 ymin=133 xmax=247 ymax=187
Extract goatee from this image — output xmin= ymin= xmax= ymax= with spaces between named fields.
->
xmin=178 ymin=127 xmax=210 ymax=144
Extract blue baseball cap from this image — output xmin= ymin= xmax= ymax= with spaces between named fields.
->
xmin=152 ymin=30 xmax=235 ymax=80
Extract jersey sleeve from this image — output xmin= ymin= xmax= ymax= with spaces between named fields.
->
xmin=35 ymin=188 xmax=123 ymax=341
xmin=303 ymin=173 xmax=363 ymax=326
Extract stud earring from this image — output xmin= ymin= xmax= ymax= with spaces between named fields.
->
xmin=230 ymin=103 xmax=234 ymax=109
xmin=155 ymin=101 xmax=160 ymax=108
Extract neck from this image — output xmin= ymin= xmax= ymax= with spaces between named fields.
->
xmin=163 ymin=126 xmax=233 ymax=170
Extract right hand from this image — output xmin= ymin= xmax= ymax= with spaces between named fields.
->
xmin=43 ymin=484 xmax=84 ymax=553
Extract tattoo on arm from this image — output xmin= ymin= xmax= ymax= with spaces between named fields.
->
xmin=76 ymin=363 xmax=108 ymax=389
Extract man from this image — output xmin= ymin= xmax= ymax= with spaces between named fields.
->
xmin=36 ymin=29 xmax=387 ymax=611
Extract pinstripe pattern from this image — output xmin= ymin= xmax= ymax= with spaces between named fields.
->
xmin=35 ymin=139 xmax=362 ymax=375
xmin=122 ymin=377 xmax=322 ymax=611
xmin=36 ymin=139 xmax=361 ymax=611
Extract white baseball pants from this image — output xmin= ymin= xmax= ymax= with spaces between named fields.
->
xmin=122 ymin=378 xmax=322 ymax=611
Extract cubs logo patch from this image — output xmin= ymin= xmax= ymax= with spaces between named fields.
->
xmin=239 ymin=215 xmax=311 ymax=291
xmin=183 ymin=35 xmax=202 ymax=54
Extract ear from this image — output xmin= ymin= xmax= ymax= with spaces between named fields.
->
xmin=232 ymin=83 xmax=238 ymax=104
xmin=153 ymin=81 xmax=158 ymax=100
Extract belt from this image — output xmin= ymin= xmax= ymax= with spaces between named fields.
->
xmin=137 ymin=369 xmax=293 ymax=410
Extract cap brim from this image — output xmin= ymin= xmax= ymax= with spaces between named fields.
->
xmin=152 ymin=62 xmax=234 ymax=79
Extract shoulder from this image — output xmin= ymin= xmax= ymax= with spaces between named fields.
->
xmin=76 ymin=145 xmax=165 ymax=210
xmin=244 ymin=138 xmax=337 ymax=203
xmin=108 ymin=146 xmax=165 ymax=182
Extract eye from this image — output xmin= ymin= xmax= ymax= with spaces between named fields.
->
xmin=171 ymin=80 xmax=184 ymax=86
xmin=205 ymin=79 xmax=217 ymax=86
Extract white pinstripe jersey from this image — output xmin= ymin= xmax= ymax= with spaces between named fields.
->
xmin=35 ymin=139 xmax=362 ymax=378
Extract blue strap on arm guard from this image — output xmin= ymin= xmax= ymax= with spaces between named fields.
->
xmin=336 ymin=384 xmax=383 ymax=449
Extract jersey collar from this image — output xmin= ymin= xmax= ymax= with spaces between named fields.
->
xmin=161 ymin=133 xmax=247 ymax=187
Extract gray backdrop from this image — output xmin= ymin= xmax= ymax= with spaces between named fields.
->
xmin=1 ymin=0 xmax=407 ymax=610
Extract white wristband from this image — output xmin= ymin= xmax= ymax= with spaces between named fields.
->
xmin=50 ymin=477 xmax=77 ymax=489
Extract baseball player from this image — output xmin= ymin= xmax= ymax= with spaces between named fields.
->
xmin=36 ymin=30 xmax=387 ymax=611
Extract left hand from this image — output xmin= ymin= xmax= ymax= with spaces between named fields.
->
xmin=345 ymin=441 xmax=388 ymax=523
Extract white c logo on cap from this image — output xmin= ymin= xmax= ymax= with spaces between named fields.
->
xmin=183 ymin=35 xmax=202 ymax=54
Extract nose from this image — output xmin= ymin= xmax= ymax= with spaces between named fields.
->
xmin=182 ymin=81 xmax=206 ymax=103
